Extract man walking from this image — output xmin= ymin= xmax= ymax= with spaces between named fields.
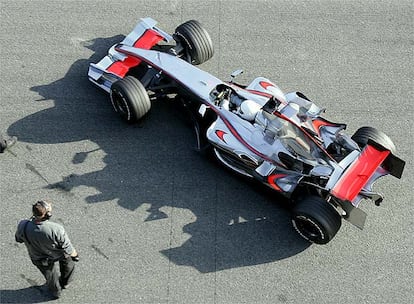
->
xmin=15 ymin=200 xmax=79 ymax=299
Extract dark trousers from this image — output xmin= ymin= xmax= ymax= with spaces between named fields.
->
xmin=32 ymin=256 xmax=75 ymax=297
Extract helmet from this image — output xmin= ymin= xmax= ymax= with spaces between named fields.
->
xmin=238 ymin=100 xmax=261 ymax=121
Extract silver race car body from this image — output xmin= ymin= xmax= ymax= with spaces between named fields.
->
xmin=88 ymin=18 xmax=405 ymax=244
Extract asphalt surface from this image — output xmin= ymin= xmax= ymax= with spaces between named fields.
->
xmin=1 ymin=1 xmax=413 ymax=303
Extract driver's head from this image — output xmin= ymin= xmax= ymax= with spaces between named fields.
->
xmin=238 ymin=100 xmax=261 ymax=121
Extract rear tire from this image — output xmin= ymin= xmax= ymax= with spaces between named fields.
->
xmin=175 ymin=20 xmax=214 ymax=65
xmin=292 ymin=196 xmax=341 ymax=244
xmin=110 ymin=76 xmax=151 ymax=123
xmin=351 ymin=126 xmax=396 ymax=153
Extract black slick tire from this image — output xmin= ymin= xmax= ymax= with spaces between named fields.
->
xmin=292 ymin=196 xmax=342 ymax=244
xmin=351 ymin=126 xmax=396 ymax=154
xmin=110 ymin=76 xmax=151 ymax=123
xmin=175 ymin=20 xmax=214 ymax=65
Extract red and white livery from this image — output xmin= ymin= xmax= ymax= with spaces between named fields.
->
xmin=88 ymin=18 xmax=405 ymax=244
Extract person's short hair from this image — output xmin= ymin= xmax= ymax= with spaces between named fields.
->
xmin=32 ymin=200 xmax=52 ymax=219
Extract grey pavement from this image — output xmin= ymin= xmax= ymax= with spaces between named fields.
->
xmin=1 ymin=1 xmax=413 ymax=303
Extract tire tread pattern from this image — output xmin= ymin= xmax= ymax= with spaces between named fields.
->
xmin=111 ymin=76 xmax=151 ymax=123
xmin=351 ymin=126 xmax=396 ymax=154
xmin=292 ymin=196 xmax=342 ymax=244
xmin=175 ymin=20 xmax=214 ymax=65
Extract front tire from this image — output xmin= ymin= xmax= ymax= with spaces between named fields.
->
xmin=351 ymin=126 xmax=396 ymax=154
xmin=175 ymin=20 xmax=214 ymax=65
xmin=292 ymin=196 xmax=342 ymax=244
xmin=110 ymin=76 xmax=151 ymax=123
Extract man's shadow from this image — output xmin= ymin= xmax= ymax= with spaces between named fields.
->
xmin=1 ymin=286 xmax=56 ymax=303
xmin=8 ymin=35 xmax=310 ymax=274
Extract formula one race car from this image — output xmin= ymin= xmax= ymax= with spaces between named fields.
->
xmin=88 ymin=18 xmax=405 ymax=244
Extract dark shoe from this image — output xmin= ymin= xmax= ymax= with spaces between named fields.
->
xmin=59 ymin=277 xmax=70 ymax=289
xmin=51 ymin=290 xmax=61 ymax=299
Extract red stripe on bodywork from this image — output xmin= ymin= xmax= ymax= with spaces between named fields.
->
xmin=331 ymin=145 xmax=390 ymax=202
xmin=246 ymin=89 xmax=273 ymax=98
xmin=268 ymin=174 xmax=288 ymax=191
xmin=107 ymin=57 xmax=141 ymax=77
xmin=259 ymin=81 xmax=275 ymax=90
xmin=107 ymin=29 xmax=163 ymax=78
xmin=215 ymin=130 xmax=227 ymax=143
xmin=133 ymin=29 xmax=164 ymax=48
xmin=311 ymin=118 xmax=336 ymax=137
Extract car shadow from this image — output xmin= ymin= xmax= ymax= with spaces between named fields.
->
xmin=7 ymin=35 xmax=310 ymax=274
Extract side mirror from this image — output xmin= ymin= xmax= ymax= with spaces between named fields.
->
xmin=230 ymin=69 xmax=244 ymax=83
xmin=198 ymin=104 xmax=208 ymax=117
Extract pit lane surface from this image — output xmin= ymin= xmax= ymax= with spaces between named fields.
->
xmin=1 ymin=1 xmax=413 ymax=303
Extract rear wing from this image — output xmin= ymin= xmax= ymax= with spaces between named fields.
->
xmin=330 ymin=140 xmax=405 ymax=204
xmin=378 ymin=144 xmax=405 ymax=179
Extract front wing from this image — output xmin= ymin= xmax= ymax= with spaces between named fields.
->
xmin=88 ymin=17 xmax=173 ymax=92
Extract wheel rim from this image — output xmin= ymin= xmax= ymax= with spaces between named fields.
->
xmin=292 ymin=215 xmax=325 ymax=243
xmin=111 ymin=89 xmax=130 ymax=120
